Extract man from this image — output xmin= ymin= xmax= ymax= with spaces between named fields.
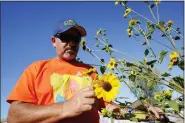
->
xmin=7 ymin=19 xmax=164 ymax=123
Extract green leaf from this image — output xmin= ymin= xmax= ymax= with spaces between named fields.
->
xmin=100 ymin=59 xmax=105 ymax=63
xmin=108 ymin=44 xmax=113 ymax=48
xmin=95 ymin=44 xmax=99 ymax=47
xmin=119 ymin=75 xmax=125 ymax=82
xmin=100 ymin=66 xmax=106 ymax=74
xmin=125 ymin=62 xmax=136 ymax=67
xmin=178 ymin=60 xmax=184 ymax=70
xmin=116 ymin=96 xmax=129 ymax=99
xmin=102 ymin=47 xmax=106 ymax=51
xmin=161 ymin=34 xmax=166 ymax=37
xmin=141 ymin=41 xmax=147 ymax=45
xmin=129 ymin=75 xmax=136 ymax=82
xmin=172 ymin=76 xmax=184 ymax=88
xmin=174 ymin=36 xmax=180 ymax=40
xmin=144 ymin=49 xmax=149 ymax=56
xmin=150 ymin=4 xmax=155 ymax=9
xmin=176 ymin=27 xmax=180 ymax=31
xmin=134 ymin=34 xmax=140 ymax=36
xmin=159 ymin=50 xmax=168 ymax=63
xmin=146 ymin=60 xmax=157 ymax=65
xmin=161 ymin=72 xmax=171 ymax=77
xmin=166 ymin=100 xmax=179 ymax=113
xmin=157 ymin=21 xmax=166 ymax=32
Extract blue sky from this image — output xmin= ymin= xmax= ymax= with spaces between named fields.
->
xmin=1 ymin=1 xmax=184 ymax=118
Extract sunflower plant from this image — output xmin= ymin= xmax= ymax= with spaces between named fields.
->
xmin=80 ymin=0 xmax=184 ymax=122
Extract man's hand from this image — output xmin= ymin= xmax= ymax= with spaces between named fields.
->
xmin=105 ymin=102 xmax=167 ymax=121
xmin=63 ymin=86 xmax=96 ymax=118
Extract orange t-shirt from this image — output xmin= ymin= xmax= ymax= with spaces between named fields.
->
xmin=7 ymin=57 xmax=105 ymax=123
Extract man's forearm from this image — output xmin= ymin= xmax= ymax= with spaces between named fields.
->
xmin=7 ymin=101 xmax=67 ymax=123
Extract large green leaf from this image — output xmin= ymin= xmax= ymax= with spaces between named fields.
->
xmin=159 ymin=50 xmax=168 ymax=63
xmin=172 ymin=76 xmax=184 ymax=88
xmin=166 ymin=100 xmax=179 ymax=113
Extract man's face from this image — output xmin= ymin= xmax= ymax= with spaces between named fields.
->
xmin=52 ymin=28 xmax=81 ymax=61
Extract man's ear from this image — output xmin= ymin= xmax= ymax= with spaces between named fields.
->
xmin=51 ymin=37 xmax=56 ymax=48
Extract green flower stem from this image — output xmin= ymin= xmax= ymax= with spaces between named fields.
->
xmin=156 ymin=4 xmax=160 ymax=23
xmin=115 ymin=67 xmax=151 ymax=114
xmin=147 ymin=4 xmax=157 ymax=22
xmin=130 ymin=9 xmax=155 ymax=24
xmin=166 ymin=34 xmax=184 ymax=61
xmin=143 ymin=35 xmax=157 ymax=58
xmin=133 ymin=26 xmax=157 ymax=58
xmin=95 ymin=37 xmax=183 ymax=93
xmin=85 ymin=46 xmax=107 ymax=66
xmin=151 ymin=38 xmax=173 ymax=50
xmin=156 ymin=25 xmax=184 ymax=61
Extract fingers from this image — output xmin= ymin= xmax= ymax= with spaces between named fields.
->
xmin=81 ymin=86 xmax=93 ymax=92
xmin=83 ymin=98 xmax=95 ymax=105
xmin=149 ymin=106 xmax=159 ymax=119
xmin=81 ymin=105 xmax=93 ymax=111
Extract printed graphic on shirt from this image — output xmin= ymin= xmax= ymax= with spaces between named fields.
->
xmin=50 ymin=73 xmax=93 ymax=103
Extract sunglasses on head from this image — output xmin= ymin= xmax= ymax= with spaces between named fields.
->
xmin=54 ymin=32 xmax=81 ymax=43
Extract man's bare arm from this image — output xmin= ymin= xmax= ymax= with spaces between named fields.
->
xmin=7 ymin=101 xmax=67 ymax=123
xmin=7 ymin=86 xmax=95 ymax=123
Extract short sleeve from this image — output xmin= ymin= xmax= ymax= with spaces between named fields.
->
xmin=7 ymin=62 xmax=39 ymax=104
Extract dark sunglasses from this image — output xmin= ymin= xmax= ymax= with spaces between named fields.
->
xmin=54 ymin=33 xmax=81 ymax=43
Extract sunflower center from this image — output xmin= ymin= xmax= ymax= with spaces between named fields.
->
xmin=102 ymin=82 xmax=112 ymax=92
xmin=110 ymin=62 xmax=113 ymax=66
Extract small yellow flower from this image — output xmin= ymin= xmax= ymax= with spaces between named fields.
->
xmin=129 ymin=20 xmax=138 ymax=27
xmin=154 ymin=0 xmax=161 ymax=5
xmin=94 ymin=72 xmax=120 ymax=102
xmin=101 ymin=108 xmax=107 ymax=116
xmin=115 ymin=1 xmax=119 ymax=5
xmin=169 ymin=51 xmax=179 ymax=59
xmin=80 ymin=40 xmax=86 ymax=46
xmin=167 ymin=20 xmax=173 ymax=31
xmin=127 ymin=28 xmax=132 ymax=37
xmin=107 ymin=58 xmax=117 ymax=70
xmin=82 ymin=67 xmax=97 ymax=76
xmin=168 ymin=51 xmax=179 ymax=70
xmin=168 ymin=20 xmax=173 ymax=25
xmin=124 ymin=8 xmax=131 ymax=18
xmin=154 ymin=93 xmax=160 ymax=100
xmin=164 ymin=90 xmax=172 ymax=98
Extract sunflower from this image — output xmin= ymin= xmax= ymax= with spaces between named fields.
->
xmin=124 ymin=8 xmax=131 ymax=18
xmin=94 ymin=72 xmax=120 ymax=102
xmin=107 ymin=58 xmax=117 ymax=70
xmin=168 ymin=51 xmax=179 ymax=70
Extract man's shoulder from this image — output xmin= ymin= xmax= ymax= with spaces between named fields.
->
xmin=75 ymin=61 xmax=94 ymax=69
xmin=28 ymin=58 xmax=55 ymax=69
